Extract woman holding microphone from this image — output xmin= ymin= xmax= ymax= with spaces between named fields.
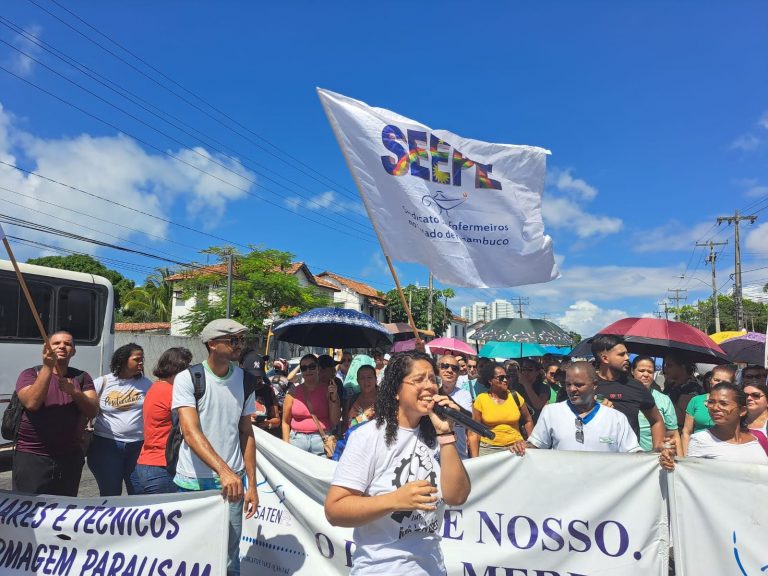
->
xmin=324 ymin=351 xmax=471 ymax=575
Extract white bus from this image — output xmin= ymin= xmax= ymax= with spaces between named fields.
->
xmin=0 ymin=260 xmax=114 ymax=445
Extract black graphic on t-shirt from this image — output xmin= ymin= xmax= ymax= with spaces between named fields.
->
xmin=390 ymin=443 xmax=440 ymax=538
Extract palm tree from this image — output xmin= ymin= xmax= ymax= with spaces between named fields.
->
xmin=121 ymin=268 xmax=174 ymax=322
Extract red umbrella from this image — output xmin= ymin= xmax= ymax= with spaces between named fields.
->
xmin=572 ymin=317 xmax=731 ymax=364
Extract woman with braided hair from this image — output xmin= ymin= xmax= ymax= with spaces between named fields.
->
xmin=324 ymin=350 xmax=471 ymax=575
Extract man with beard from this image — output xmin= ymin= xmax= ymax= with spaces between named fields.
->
xmin=591 ymin=335 xmax=665 ymax=451
xmin=517 ymin=362 xmax=640 ymax=453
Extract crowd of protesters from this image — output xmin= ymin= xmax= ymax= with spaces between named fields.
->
xmin=8 ymin=322 xmax=768 ymax=574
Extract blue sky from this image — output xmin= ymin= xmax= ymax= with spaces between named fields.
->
xmin=0 ymin=0 xmax=767 ymax=336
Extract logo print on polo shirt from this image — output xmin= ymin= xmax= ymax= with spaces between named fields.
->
xmin=104 ymin=389 xmax=143 ymax=410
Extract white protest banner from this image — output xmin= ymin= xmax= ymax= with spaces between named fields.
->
xmin=669 ymin=458 xmax=768 ymax=576
xmin=317 ymin=88 xmax=558 ymax=289
xmin=243 ymin=428 xmax=668 ymax=575
xmin=0 ymin=489 xmax=227 ymax=575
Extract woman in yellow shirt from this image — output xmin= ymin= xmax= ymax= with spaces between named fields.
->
xmin=469 ymin=362 xmax=533 ymax=457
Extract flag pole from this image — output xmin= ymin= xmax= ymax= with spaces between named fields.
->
xmin=0 ymin=224 xmax=64 ymax=378
xmin=318 ymin=90 xmax=421 ymax=342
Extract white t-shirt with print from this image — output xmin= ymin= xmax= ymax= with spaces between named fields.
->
xmin=332 ymin=421 xmax=446 ymax=575
xmin=172 ymin=363 xmax=256 ymax=479
xmin=528 ymin=401 xmax=641 ymax=453
xmin=687 ymin=429 xmax=768 ymax=464
xmin=93 ymin=373 xmax=152 ymax=442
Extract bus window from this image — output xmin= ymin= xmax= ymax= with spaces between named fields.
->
xmin=0 ymin=279 xmax=53 ymax=338
xmin=57 ymin=286 xmax=97 ymax=342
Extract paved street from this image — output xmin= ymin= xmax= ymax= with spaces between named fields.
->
xmin=0 ymin=453 xmax=106 ymax=497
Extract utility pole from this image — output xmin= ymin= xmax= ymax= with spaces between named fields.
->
xmin=717 ymin=210 xmax=757 ymax=331
xmin=696 ymin=240 xmax=728 ymax=333
xmin=667 ymin=288 xmax=687 ymax=320
xmin=658 ymin=300 xmax=670 ymax=321
xmin=225 ymin=251 xmax=233 ymax=319
xmin=427 ymin=272 xmax=434 ymax=332
xmin=511 ymin=297 xmax=529 ymax=318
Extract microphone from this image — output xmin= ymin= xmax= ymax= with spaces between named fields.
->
xmin=433 ymin=403 xmax=496 ymax=440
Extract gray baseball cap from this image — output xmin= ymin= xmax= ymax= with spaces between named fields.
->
xmin=200 ymin=318 xmax=248 ymax=343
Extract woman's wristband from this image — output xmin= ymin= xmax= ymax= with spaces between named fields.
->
xmin=437 ymin=434 xmax=457 ymax=446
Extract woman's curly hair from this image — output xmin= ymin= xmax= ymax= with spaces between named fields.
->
xmin=111 ymin=343 xmax=143 ymax=377
xmin=375 ymin=350 xmax=437 ymax=448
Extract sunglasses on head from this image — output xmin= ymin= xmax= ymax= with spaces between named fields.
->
xmin=300 ymin=363 xmax=318 ymax=372
xmin=439 ymin=362 xmax=460 ymax=372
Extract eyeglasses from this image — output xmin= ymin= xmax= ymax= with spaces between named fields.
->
xmin=575 ymin=418 xmax=584 ymax=444
xmin=705 ymin=399 xmax=737 ymax=409
xmin=745 ymin=392 xmax=766 ymax=400
xmin=493 ymin=375 xmax=509 ymax=382
xmin=743 ymin=374 xmax=764 ymax=380
xmin=212 ymin=336 xmax=245 ymax=346
xmin=439 ymin=363 xmax=460 ymax=372
xmin=403 ymin=375 xmax=438 ymax=386
xmin=299 ymin=363 xmax=318 ymax=372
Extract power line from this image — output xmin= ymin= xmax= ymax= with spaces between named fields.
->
xmin=27 ymin=0 xmax=362 ymax=201
xmin=0 ymin=16 xmax=367 ymax=213
xmin=0 ymin=62 xmax=376 ymax=243
xmin=0 ymin=27 xmax=374 ymax=237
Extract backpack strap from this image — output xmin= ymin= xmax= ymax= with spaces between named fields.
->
xmin=188 ymin=364 xmax=206 ymax=407
xmin=751 ymin=429 xmax=768 ymax=456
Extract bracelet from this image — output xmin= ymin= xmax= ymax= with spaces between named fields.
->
xmin=436 ymin=431 xmax=455 ymax=437
xmin=437 ymin=434 xmax=457 ymax=446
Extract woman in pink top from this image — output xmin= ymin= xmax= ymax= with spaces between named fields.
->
xmin=282 ymin=353 xmax=341 ymax=456
xmin=134 ymin=347 xmax=193 ymax=494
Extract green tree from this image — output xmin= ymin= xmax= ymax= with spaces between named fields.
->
xmin=673 ymin=294 xmax=767 ymax=334
xmin=26 ymin=254 xmax=134 ymax=310
xmin=177 ymin=247 xmax=330 ymax=336
xmin=568 ymin=331 xmax=582 ymax=345
xmin=384 ymin=284 xmax=456 ymax=336
xmin=120 ymin=268 xmax=174 ymax=322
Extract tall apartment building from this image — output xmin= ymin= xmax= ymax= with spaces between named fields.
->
xmin=461 ymin=299 xmax=518 ymax=323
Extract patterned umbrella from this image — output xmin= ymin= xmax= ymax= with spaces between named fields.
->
xmin=719 ymin=332 xmax=766 ymax=365
xmin=470 ymin=318 xmax=573 ymax=346
xmin=272 ymin=307 xmax=393 ymax=348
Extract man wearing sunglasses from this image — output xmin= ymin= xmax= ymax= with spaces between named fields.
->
xmin=516 ymin=362 xmax=640 ymax=454
xmin=437 ymin=355 xmax=473 ymax=459
xmin=172 ymin=319 xmax=258 ymax=576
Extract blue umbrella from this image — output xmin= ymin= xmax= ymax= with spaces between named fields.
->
xmin=272 ymin=307 xmax=393 ymax=349
xmin=479 ymin=341 xmax=548 ymax=359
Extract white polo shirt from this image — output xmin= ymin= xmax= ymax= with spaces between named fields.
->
xmin=528 ymin=401 xmax=641 ymax=453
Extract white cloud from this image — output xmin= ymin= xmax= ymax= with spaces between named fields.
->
xmin=0 ymin=101 xmax=256 ymax=256
xmin=730 ymin=134 xmax=760 ymax=151
xmin=284 ymin=190 xmax=366 ymax=217
xmin=632 ymin=220 xmax=716 ymax=253
xmin=759 ymin=111 xmax=768 ymax=130
xmin=745 ymin=185 xmax=768 ymax=198
xmin=745 ymin=222 xmax=768 ymax=253
xmin=551 ymin=168 xmax=598 ymax=200
xmin=542 ymin=196 xmax=623 ymax=238
xmin=554 ymin=300 xmax=627 ymax=337
xmin=5 ymin=25 xmax=43 ymax=77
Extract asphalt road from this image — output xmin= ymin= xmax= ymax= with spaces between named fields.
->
xmin=0 ymin=452 xmax=108 ymax=497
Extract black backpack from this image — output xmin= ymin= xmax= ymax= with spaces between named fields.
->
xmin=165 ymin=364 xmax=257 ymax=476
xmin=1 ymin=366 xmax=85 ymax=442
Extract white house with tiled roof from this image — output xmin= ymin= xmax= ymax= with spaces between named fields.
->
xmin=315 ymin=271 xmax=387 ymax=323
xmin=165 ymin=261 xmax=339 ymax=335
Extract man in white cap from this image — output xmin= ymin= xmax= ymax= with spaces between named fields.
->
xmin=172 ymin=319 xmax=258 ymax=576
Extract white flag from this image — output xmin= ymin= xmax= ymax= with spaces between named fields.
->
xmin=318 ymin=88 xmax=559 ymax=289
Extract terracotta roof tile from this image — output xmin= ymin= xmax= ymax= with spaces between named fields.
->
xmin=317 ymin=272 xmax=383 ymax=300
xmin=115 ymin=322 xmax=171 ymax=332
